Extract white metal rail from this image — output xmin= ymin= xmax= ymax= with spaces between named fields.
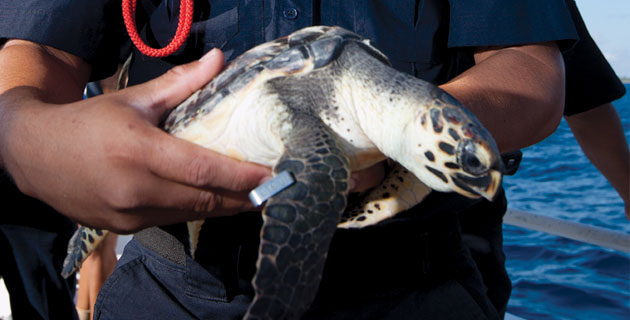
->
xmin=504 ymin=209 xmax=630 ymax=253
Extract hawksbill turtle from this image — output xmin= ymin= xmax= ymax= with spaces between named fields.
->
xmin=62 ymin=26 xmax=503 ymax=319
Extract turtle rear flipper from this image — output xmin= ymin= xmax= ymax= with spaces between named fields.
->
xmin=338 ymin=162 xmax=432 ymax=229
xmin=246 ymin=115 xmax=350 ymax=319
xmin=61 ymin=226 xmax=109 ymax=278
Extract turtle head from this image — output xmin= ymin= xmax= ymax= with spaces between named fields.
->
xmin=403 ymin=89 xmax=503 ymax=200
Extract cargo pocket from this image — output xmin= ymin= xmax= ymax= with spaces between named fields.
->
xmin=184 ymin=255 xmax=230 ymax=302
xmin=384 ymin=278 xmax=493 ymax=320
xmin=94 ymin=240 xmax=195 ymax=319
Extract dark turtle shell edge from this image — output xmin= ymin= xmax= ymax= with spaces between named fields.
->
xmin=162 ymin=26 xmax=390 ymax=133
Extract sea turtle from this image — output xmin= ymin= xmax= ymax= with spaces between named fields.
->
xmin=63 ymin=26 xmax=503 ymax=319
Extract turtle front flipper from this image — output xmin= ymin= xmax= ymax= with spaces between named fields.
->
xmin=245 ymin=117 xmax=350 ymax=319
xmin=61 ymin=226 xmax=109 ymax=278
xmin=338 ymin=162 xmax=432 ymax=229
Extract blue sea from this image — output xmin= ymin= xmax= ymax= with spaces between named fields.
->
xmin=503 ymin=84 xmax=630 ymax=319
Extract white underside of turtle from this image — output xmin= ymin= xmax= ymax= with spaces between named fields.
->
xmin=63 ymin=26 xmax=504 ymax=320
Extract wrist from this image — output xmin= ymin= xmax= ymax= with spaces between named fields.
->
xmin=0 ymin=88 xmax=51 ymax=174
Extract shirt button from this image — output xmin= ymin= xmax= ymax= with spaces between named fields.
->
xmin=283 ymin=8 xmax=298 ymax=20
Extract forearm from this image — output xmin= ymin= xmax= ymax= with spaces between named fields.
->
xmin=0 ymin=40 xmax=91 ymax=169
xmin=0 ymin=44 xmax=273 ymax=231
xmin=440 ymin=42 xmax=565 ymax=153
xmin=566 ymin=103 xmax=630 ymax=206
xmin=0 ymin=40 xmax=90 ymax=101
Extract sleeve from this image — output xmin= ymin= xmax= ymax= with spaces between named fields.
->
xmin=0 ymin=0 xmax=125 ymax=80
xmin=562 ymin=0 xmax=626 ymax=116
xmin=447 ymin=0 xmax=578 ymax=51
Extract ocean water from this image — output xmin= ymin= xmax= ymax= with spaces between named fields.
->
xmin=503 ymin=84 xmax=630 ymax=320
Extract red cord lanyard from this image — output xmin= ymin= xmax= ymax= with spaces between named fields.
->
xmin=122 ymin=0 xmax=193 ymax=58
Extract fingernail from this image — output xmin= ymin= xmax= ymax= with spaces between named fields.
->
xmin=199 ymin=48 xmax=218 ymax=62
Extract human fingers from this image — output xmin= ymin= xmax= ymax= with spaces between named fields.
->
xmin=122 ymin=49 xmax=225 ymax=124
xmin=141 ymin=126 xmax=271 ymax=192
xmin=100 ymin=172 xmax=260 ymax=233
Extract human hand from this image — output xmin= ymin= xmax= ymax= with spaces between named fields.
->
xmin=0 ymin=49 xmax=271 ymax=233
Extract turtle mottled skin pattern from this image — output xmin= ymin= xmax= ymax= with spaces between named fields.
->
xmin=62 ymin=26 xmax=503 ymax=319
xmin=247 ymin=117 xmax=350 ymax=319
xmin=61 ymin=227 xmax=109 ymax=278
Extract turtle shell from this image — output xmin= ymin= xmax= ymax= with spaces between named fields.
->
xmin=163 ymin=26 xmax=389 ymax=134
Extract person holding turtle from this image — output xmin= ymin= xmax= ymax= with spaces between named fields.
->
xmin=459 ymin=2 xmax=629 ymax=317
xmin=0 ymin=0 xmax=577 ymax=319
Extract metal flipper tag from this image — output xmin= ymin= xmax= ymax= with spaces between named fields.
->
xmin=248 ymin=171 xmax=295 ymax=206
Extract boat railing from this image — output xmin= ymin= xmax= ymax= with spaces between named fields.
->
xmin=501 ymin=209 xmax=629 ymax=320
xmin=503 ymin=209 xmax=630 ymax=253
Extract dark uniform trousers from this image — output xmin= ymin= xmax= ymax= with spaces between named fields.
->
xmin=95 ymin=196 xmax=501 ymax=319
xmin=1 ymin=176 xmax=78 ymax=320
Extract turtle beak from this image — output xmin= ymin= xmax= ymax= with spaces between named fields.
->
xmin=479 ymin=169 xmax=502 ymax=200
xmin=452 ymin=168 xmax=503 ymax=201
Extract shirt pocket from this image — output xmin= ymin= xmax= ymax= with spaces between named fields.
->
xmin=197 ymin=0 xmax=240 ymax=49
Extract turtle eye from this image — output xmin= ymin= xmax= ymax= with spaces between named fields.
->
xmin=458 ymin=140 xmax=487 ymax=176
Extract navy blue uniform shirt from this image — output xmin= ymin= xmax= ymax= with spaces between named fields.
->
xmin=0 ymin=0 xmax=579 ymax=234
xmin=0 ymin=0 xmax=577 ymax=83
xmin=0 ymin=0 xmax=579 ymax=232
xmin=0 ymin=0 xmax=578 ymax=257
xmin=0 ymin=0 xmax=578 ymax=222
